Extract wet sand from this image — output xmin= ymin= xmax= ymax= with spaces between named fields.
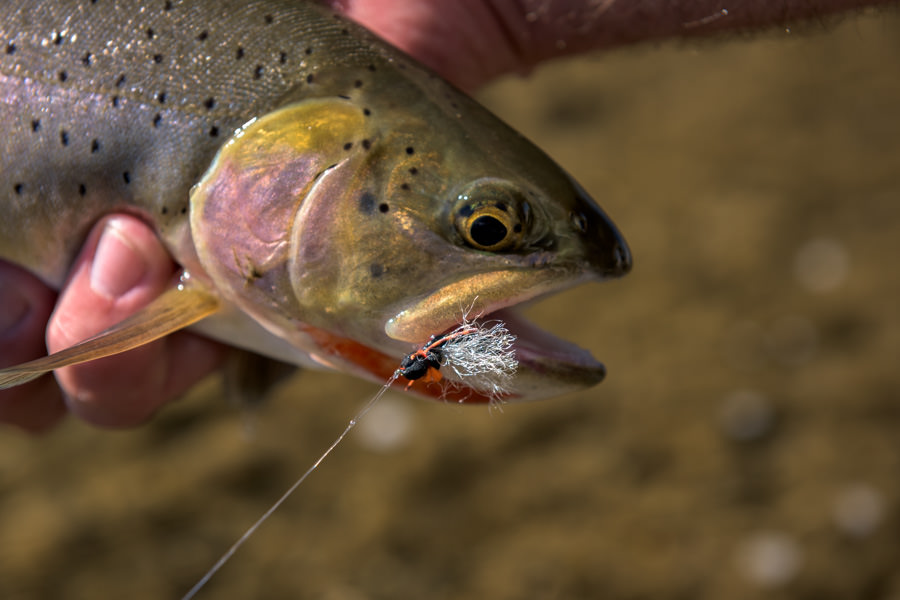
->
xmin=2 ymin=9 xmax=899 ymax=599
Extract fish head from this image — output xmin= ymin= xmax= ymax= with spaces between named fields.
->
xmin=190 ymin=73 xmax=630 ymax=403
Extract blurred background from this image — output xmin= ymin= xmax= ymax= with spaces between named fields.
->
xmin=2 ymin=8 xmax=899 ymax=600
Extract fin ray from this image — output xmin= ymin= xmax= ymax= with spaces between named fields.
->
xmin=0 ymin=284 xmax=220 ymax=389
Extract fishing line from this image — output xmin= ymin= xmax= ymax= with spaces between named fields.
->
xmin=182 ymin=316 xmax=517 ymax=599
xmin=180 ymin=371 xmax=398 ymax=600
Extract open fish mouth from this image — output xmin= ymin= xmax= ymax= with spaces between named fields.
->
xmin=385 ymin=268 xmax=611 ymax=400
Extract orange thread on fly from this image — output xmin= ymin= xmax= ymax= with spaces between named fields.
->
xmin=397 ymin=316 xmax=518 ymax=403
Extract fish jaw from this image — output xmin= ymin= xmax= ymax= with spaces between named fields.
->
xmin=383 ymin=270 xmax=610 ymax=402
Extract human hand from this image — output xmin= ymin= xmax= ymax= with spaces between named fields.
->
xmin=0 ymin=216 xmax=226 ymax=432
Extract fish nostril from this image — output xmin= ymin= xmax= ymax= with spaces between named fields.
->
xmin=570 ymin=210 xmax=588 ymax=234
xmin=614 ymin=242 xmax=633 ymax=275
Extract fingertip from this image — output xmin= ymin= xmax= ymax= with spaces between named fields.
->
xmin=48 ymin=215 xmax=176 ymax=352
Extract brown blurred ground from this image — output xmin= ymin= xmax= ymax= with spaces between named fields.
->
xmin=2 ymin=9 xmax=900 ymax=600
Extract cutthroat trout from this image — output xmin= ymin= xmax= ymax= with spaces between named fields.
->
xmin=0 ymin=0 xmax=631 ymax=402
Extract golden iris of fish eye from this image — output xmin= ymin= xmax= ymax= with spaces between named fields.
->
xmin=453 ymin=184 xmax=528 ymax=252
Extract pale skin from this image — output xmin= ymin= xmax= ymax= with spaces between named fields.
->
xmin=0 ymin=0 xmax=887 ymax=432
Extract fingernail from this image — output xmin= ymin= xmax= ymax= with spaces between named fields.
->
xmin=90 ymin=219 xmax=149 ymax=300
xmin=0 ymin=284 xmax=29 ymax=337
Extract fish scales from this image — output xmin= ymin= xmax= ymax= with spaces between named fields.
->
xmin=0 ymin=0 xmax=393 ymax=286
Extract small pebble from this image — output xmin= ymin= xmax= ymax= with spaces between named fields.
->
xmin=735 ymin=530 xmax=803 ymax=589
xmin=354 ymin=393 xmax=413 ymax=452
xmin=719 ymin=389 xmax=775 ymax=442
xmin=793 ymin=237 xmax=850 ymax=293
xmin=833 ymin=483 xmax=884 ymax=538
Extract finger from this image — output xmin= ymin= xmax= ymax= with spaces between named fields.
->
xmin=0 ymin=262 xmax=67 ymax=433
xmin=48 ymin=215 xmax=226 ymax=428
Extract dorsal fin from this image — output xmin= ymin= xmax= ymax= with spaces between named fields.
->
xmin=0 ymin=283 xmax=220 ymax=389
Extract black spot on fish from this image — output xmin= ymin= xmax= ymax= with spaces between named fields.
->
xmin=245 ymin=265 xmax=262 ymax=283
xmin=153 ymin=53 xmax=163 ymax=64
xmin=338 ymin=94 xmax=350 ymax=100
xmin=235 ymin=47 xmax=244 ymax=60
xmin=157 ymin=91 xmax=166 ymax=104
xmin=343 ymin=142 xmax=352 ymax=150
xmin=458 ymin=205 xmax=474 ymax=217
xmin=115 ymin=74 xmax=126 ymax=87
xmin=146 ymin=28 xmax=155 ymax=40
xmin=5 ymin=43 xmax=15 ymax=55
xmin=354 ymin=80 xmax=363 ymax=88
xmin=58 ymin=70 xmax=68 ymax=82
xmin=30 ymin=119 xmax=40 ymax=132
xmin=161 ymin=206 xmax=168 ymax=215
xmin=405 ymin=146 xmax=415 ymax=155
xmin=363 ymin=108 xmax=371 ymax=116
xmin=264 ymin=14 xmax=274 ymax=24
xmin=378 ymin=203 xmax=390 ymax=213
xmin=163 ymin=1 xmax=173 ymax=10
xmin=81 ymin=52 xmax=92 ymax=66
xmin=111 ymin=95 xmax=120 ymax=107
xmin=306 ymin=73 xmax=314 ymax=84
xmin=409 ymin=167 xmax=418 ymax=175
xmin=495 ymin=202 xmax=507 ymax=212
xmin=513 ymin=223 xmax=523 ymax=233
xmin=197 ymin=30 xmax=208 ymax=41
xmin=13 ymin=183 xmax=23 ymax=194
xmin=254 ymin=65 xmax=263 ymax=79
xmin=341 ymin=28 xmax=349 ymax=35
xmin=60 ymin=130 xmax=69 ymax=146
xmin=203 ymin=97 xmax=215 ymax=110
xmin=78 ymin=183 xmax=86 ymax=196
xmin=153 ymin=113 xmax=162 ymax=127
xmin=91 ymin=139 xmax=100 ymax=153
xmin=367 ymin=64 xmax=376 ymax=72
xmin=209 ymin=126 xmax=219 ymax=137
xmin=358 ymin=191 xmax=376 ymax=213
xmin=369 ymin=263 xmax=384 ymax=278
xmin=400 ymin=183 xmax=410 ymax=191
xmin=52 ymin=32 xmax=63 ymax=45
xmin=123 ymin=171 xmax=131 ymax=184
xmin=279 ymin=52 xmax=287 ymax=64
xmin=180 ymin=206 xmax=187 ymax=215
xmin=362 ymin=139 xmax=371 ymax=150
xmin=305 ymin=47 xmax=313 ymax=55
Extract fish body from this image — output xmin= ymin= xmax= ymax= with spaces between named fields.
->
xmin=0 ymin=0 xmax=631 ymax=401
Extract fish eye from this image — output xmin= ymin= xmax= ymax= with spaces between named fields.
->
xmin=453 ymin=180 xmax=530 ymax=252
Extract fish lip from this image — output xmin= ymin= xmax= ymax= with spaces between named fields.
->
xmin=384 ymin=268 xmax=607 ymax=395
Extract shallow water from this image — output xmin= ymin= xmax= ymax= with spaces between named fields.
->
xmin=2 ymin=11 xmax=899 ymax=599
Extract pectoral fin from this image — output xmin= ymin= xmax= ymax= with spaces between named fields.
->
xmin=0 ymin=283 xmax=220 ymax=389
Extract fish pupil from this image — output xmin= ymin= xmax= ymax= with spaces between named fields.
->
xmin=470 ymin=215 xmax=508 ymax=248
